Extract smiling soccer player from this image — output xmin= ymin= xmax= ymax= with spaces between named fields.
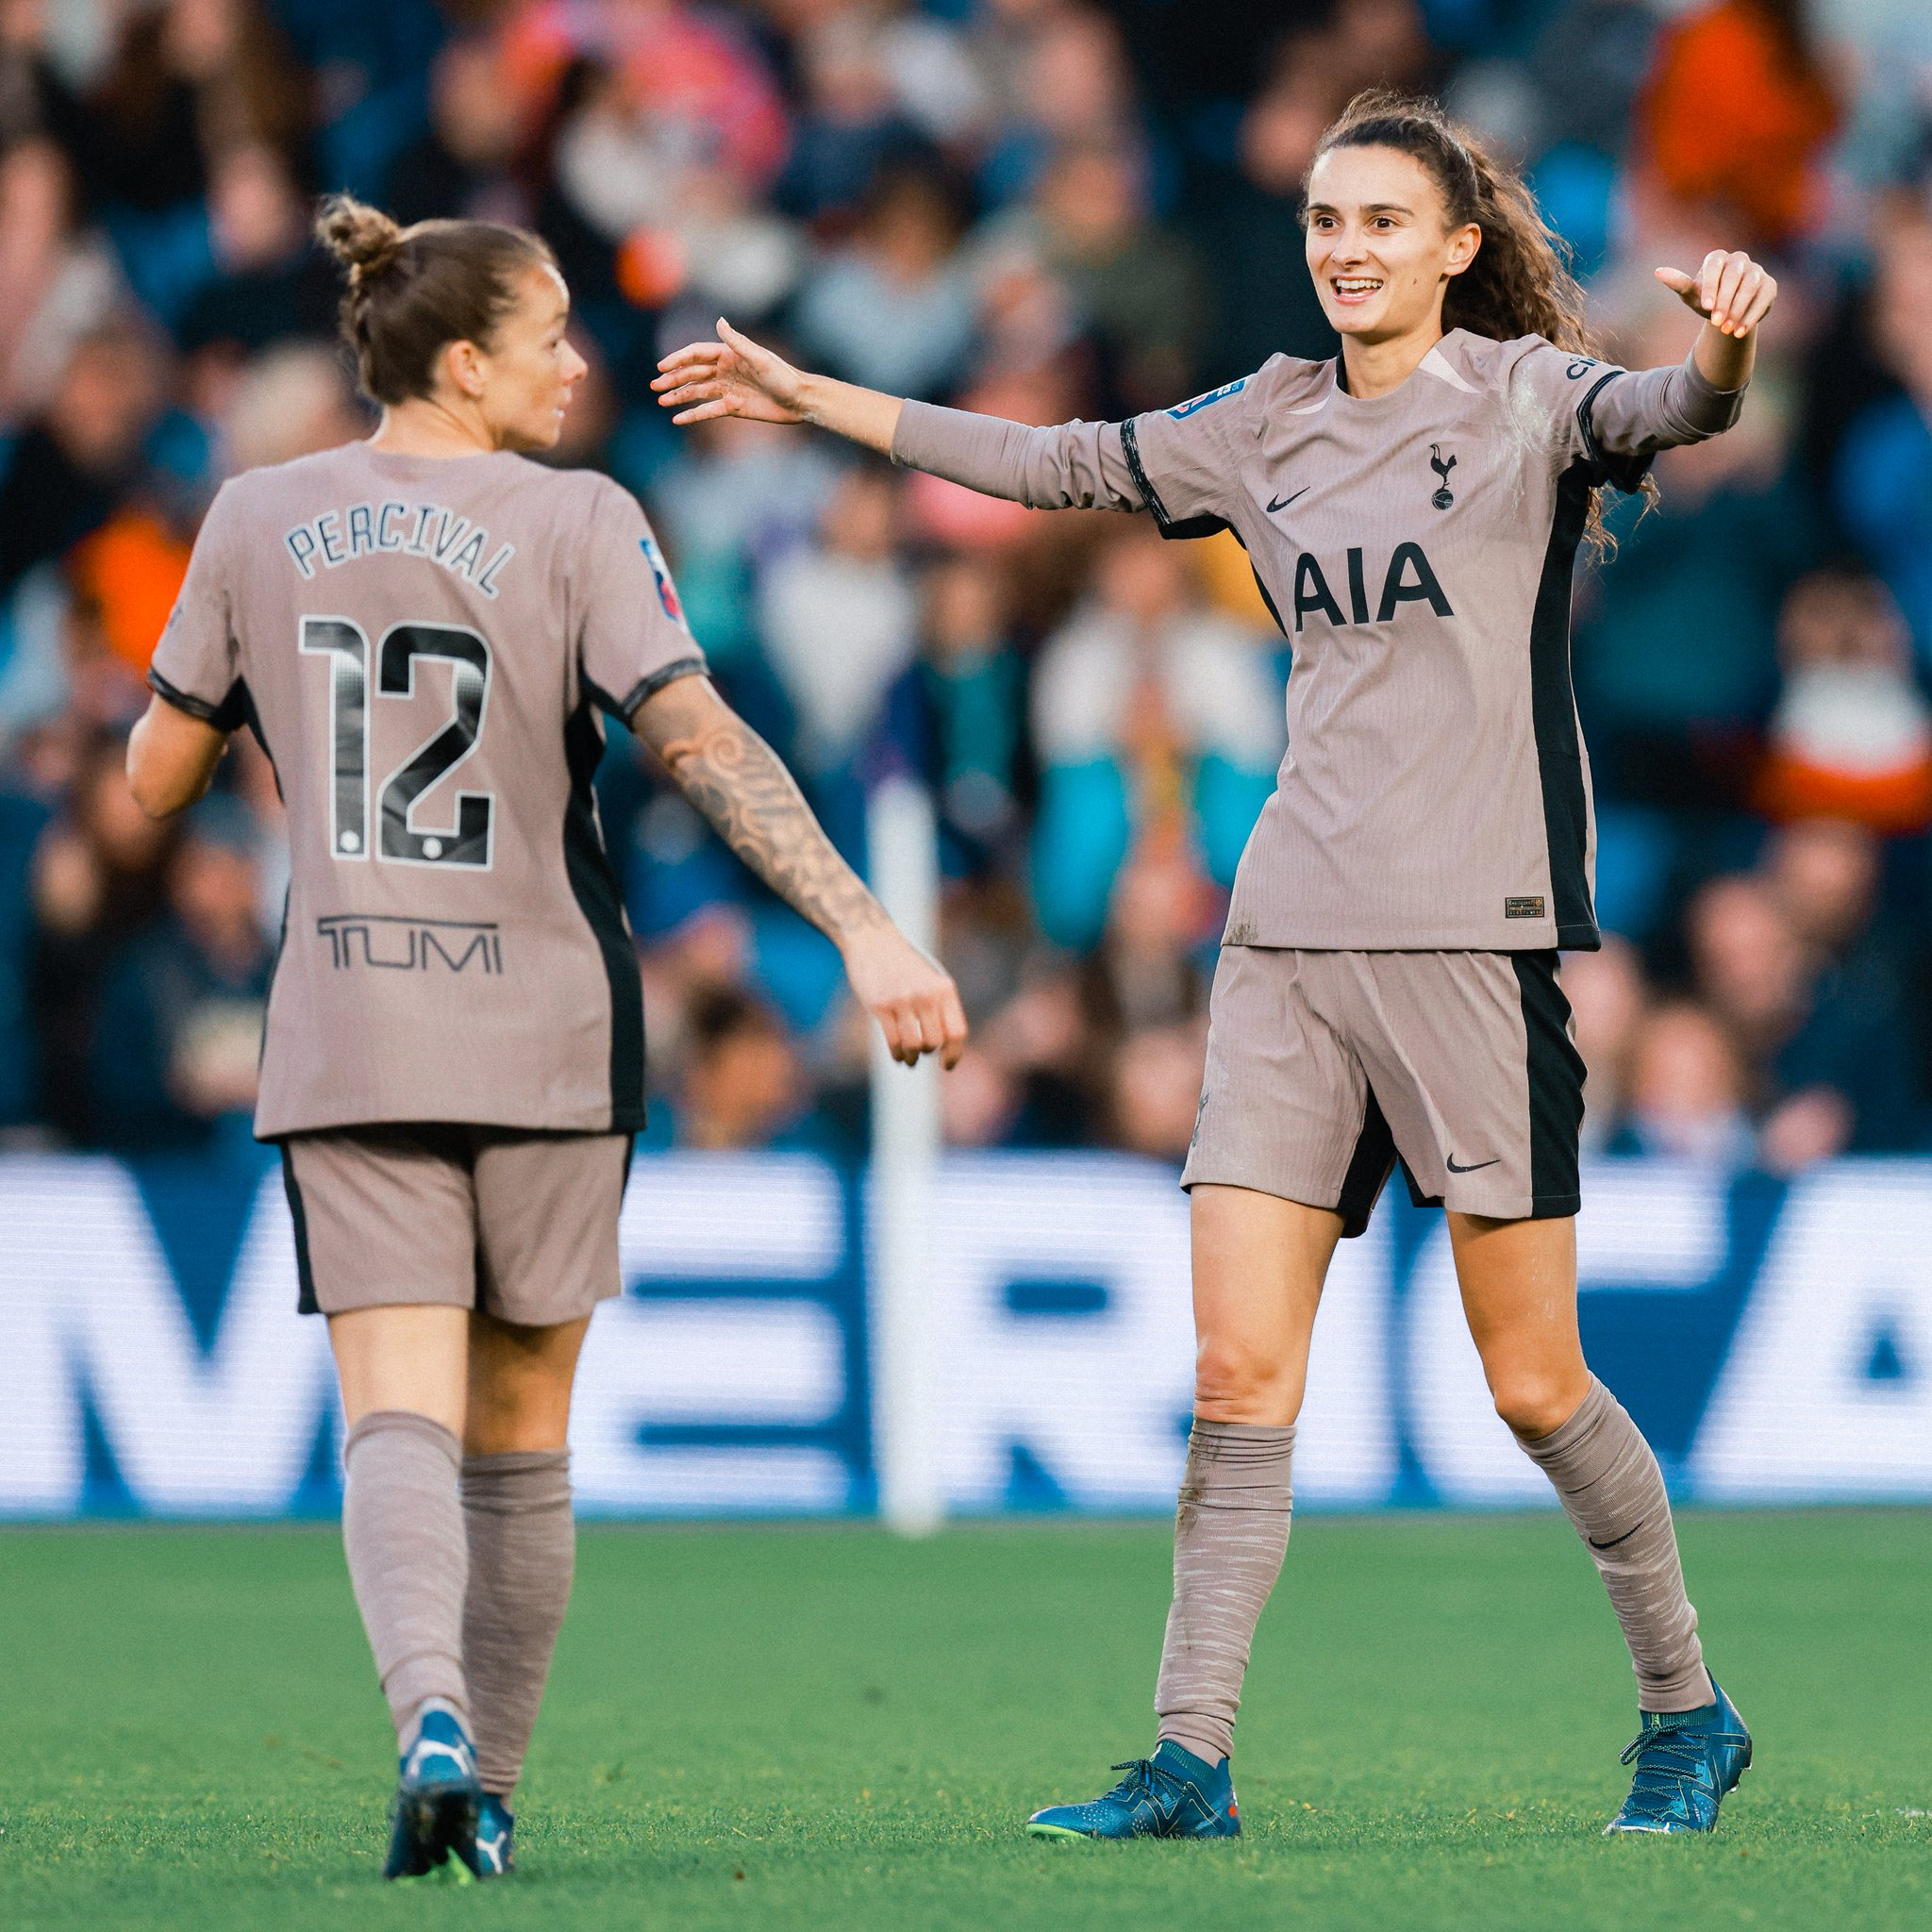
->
xmin=655 ymin=87 xmax=1772 ymax=1840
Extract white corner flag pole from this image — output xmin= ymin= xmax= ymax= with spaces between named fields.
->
xmin=866 ymin=774 xmax=943 ymax=1537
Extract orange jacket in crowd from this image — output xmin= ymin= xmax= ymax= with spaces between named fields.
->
xmin=1637 ymin=0 xmax=1839 ymax=248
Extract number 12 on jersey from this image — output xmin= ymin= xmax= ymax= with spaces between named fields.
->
xmin=300 ymin=616 xmax=495 ymax=869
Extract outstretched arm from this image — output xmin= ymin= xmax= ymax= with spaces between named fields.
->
xmin=653 ymin=320 xmax=1146 ymax=513
xmin=1657 ymin=247 xmax=1776 ymax=393
xmin=652 ymin=318 xmax=904 ymax=454
xmin=1587 ymin=249 xmax=1778 ymax=458
xmin=630 ymin=673 xmax=967 ymax=1069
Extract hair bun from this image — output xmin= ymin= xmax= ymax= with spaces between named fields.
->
xmin=314 ymin=192 xmax=405 ymax=287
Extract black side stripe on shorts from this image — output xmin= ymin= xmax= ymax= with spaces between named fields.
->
xmin=1513 ymin=951 xmax=1587 ymax=1215
xmin=1335 ymin=1084 xmax=1398 ymax=1241
xmin=280 ymin=1144 xmax=320 ymax=1316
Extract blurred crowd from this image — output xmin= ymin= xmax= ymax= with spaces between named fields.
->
xmin=3 ymin=0 xmax=1932 ymax=1174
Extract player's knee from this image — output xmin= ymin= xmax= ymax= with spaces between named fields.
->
xmin=1491 ymin=1374 xmax=1580 ymax=1441
xmin=465 ymin=1373 xmax=571 ymax=1454
xmin=1192 ymin=1336 xmax=1297 ymax=1424
xmin=465 ymin=1413 xmax=569 ymax=1456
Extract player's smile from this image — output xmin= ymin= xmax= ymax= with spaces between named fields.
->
xmin=1302 ymin=144 xmax=1482 ymax=347
xmin=1308 ymin=218 xmax=1413 ymax=333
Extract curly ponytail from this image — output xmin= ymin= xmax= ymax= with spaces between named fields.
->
xmin=313 ymin=192 xmax=556 ymax=407
xmin=1307 ymin=91 xmax=1652 ymax=555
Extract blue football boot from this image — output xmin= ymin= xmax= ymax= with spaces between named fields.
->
xmin=1027 ymin=1740 xmax=1241 ymax=1840
xmin=464 ymin=1793 xmax=515 ymax=1878
xmin=383 ymin=1707 xmax=482 ymax=1882
xmin=1605 ymin=1677 xmax=1752 ymax=1834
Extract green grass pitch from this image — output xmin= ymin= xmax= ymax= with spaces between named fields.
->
xmin=4 ymin=1511 xmax=1927 ymax=1930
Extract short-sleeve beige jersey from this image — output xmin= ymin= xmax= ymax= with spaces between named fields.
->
xmin=149 ymin=443 xmax=705 ymax=1138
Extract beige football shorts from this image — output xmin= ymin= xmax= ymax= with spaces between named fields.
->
xmin=1180 ymin=946 xmax=1586 ymax=1232
xmin=280 ymin=1123 xmax=633 ymax=1322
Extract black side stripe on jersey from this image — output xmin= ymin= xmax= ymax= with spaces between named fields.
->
xmin=229 ymin=680 xmax=294 ymax=1089
xmin=1528 ymin=461 xmax=1600 ymax=951
xmin=147 ymin=666 xmax=250 ymax=733
xmin=562 ymin=702 xmax=648 ymax=1132
xmin=234 ymin=680 xmax=276 ymax=782
xmin=1574 ymin=370 xmax=1654 ymax=495
xmin=586 ymin=655 xmax=708 ymax=724
xmin=1118 ymin=417 xmax=1229 ymax=542
xmin=1224 ymin=523 xmax=1289 ymax=638
xmin=1512 ymin=951 xmax=1586 ymax=1216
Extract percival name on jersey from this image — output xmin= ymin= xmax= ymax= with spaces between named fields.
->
xmin=148 ymin=442 xmax=705 ymax=1140
xmin=282 ymin=499 xmax=516 ymax=599
xmin=891 ymin=329 xmax=1742 ymax=954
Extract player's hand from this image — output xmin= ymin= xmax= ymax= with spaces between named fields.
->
xmin=653 ymin=320 xmax=808 ymax=425
xmin=840 ymin=921 xmax=969 ymax=1070
xmin=1655 ymin=251 xmax=1777 ymax=339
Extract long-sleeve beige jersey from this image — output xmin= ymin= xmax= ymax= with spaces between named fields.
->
xmin=892 ymin=330 xmax=1743 ymax=952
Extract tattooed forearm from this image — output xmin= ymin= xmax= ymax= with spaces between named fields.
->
xmin=641 ymin=689 xmax=886 ymax=943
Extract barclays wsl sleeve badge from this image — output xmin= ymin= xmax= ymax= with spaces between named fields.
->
xmin=1166 ymin=376 xmax=1247 ymax=420
xmin=639 ymin=532 xmax=691 ymax=631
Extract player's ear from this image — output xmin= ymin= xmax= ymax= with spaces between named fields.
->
xmin=444 ymin=337 xmax=488 ymax=400
xmin=1442 ymin=222 xmax=1481 ymax=280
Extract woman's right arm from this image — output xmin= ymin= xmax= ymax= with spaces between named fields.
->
xmin=134 ymin=477 xmax=243 ymax=814
xmin=653 ymin=320 xmax=1145 ymax=513
xmin=628 ymin=670 xmax=969 ymax=1071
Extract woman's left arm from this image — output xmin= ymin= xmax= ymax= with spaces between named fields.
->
xmin=127 ymin=697 xmax=227 ymax=816
xmin=1582 ymin=249 xmax=1777 ymax=459
xmin=1656 ymin=247 xmax=1777 ymax=392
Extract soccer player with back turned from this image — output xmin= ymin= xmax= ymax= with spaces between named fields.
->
xmin=656 ymin=89 xmax=1774 ymax=1839
xmin=126 ymin=196 xmax=966 ymax=1880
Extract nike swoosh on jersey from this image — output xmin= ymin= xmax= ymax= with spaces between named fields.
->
xmin=1445 ymin=1155 xmax=1501 ymax=1173
xmin=1266 ymin=487 xmax=1309 ymax=512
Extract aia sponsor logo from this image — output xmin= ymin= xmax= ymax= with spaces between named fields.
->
xmin=1289 ymin=541 xmax=1453 ymax=632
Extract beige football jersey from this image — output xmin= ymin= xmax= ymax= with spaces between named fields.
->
xmin=149 ymin=442 xmax=706 ymax=1138
xmin=893 ymin=330 xmax=1743 ymax=951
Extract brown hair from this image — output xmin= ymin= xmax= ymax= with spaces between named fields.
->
xmin=313 ymin=193 xmax=557 ymax=407
xmin=1308 ymin=90 xmax=1653 ymax=554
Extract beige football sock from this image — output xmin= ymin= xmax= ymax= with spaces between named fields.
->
xmin=1516 ymin=1376 xmax=1714 ymax=1712
xmin=341 ymin=1409 xmax=470 ymax=1747
xmin=460 ymin=1449 xmax=575 ymax=1799
xmin=1154 ymin=1422 xmax=1295 ymax=1767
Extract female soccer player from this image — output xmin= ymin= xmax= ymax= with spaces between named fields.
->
xmin=127 ymin=194 xmax=966 ymax=1881
xmin=655 ymin=91 xmax=1774 ymax=1839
